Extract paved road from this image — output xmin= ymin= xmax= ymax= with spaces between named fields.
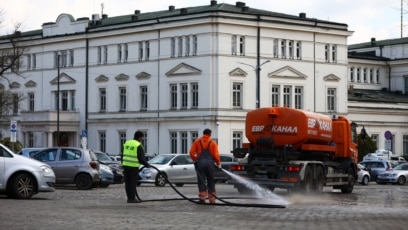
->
xmin=0 ymin=182 xmax=407 ymax=229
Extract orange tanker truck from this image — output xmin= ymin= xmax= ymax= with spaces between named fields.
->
xmin=231 ymin=107 xmax=359 ymax=193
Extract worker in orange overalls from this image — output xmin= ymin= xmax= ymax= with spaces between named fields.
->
xmin=189 ymin=128 xmax=221 ymax=204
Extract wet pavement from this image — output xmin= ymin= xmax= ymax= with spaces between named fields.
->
xmin=0 ymin=182 xmax=407 ymax=229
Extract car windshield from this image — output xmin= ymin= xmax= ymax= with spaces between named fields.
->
xmin=149 ymin=155 xmax=175 ymax=165
xmin=393 ymin=163 xmax=408 ymax=170
xmin=93 ymin=151 xmax=112 ymax=161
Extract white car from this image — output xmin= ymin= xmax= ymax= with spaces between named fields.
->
xmin=362 ymin=149 xmax=393 ymax=161
xmin=357 ymin=163 xmax=370 ymax=185
xmin=0 ymin=144 xmax=56 ymax=199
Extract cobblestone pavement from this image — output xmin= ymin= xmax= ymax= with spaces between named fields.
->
xmin=0 ymin=183 xmax=407 ymax=230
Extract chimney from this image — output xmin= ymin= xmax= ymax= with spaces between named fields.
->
xmin=180 ymin=8 xmax=188 ymax=14
xmin=134 ymin=10 xmax=141 ymax=15
xmin=299 ymin=13 xmax=306 ymax=19
xmin=102 ymin=14 xmax=108 ymax=19
xmin=371 ymin=38 xmax=376 ymax=46
xmin=169 ymin=5 xmax=175 ymax=11
xmin=210 ymin=0 xmax=217 ymax=6
xmin=236 ymin=2 xmax=245 ymax=7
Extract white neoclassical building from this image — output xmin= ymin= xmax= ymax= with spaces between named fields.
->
xmin=1 ymin=1 xmax=406 ymax=156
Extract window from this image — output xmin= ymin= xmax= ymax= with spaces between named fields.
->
xmin=145 ymin=41 xmax=150 ymax=61
xmin=232 ymin=131 xmax=242 ymax=150
xmin=181 ymin=84 xmax=188 ymax=109
xmin=61 ymin=91 xmax=68 ymax=111
xmin=99 ymin=132 xmax=106 ymax=152
xmin=232 ymin=82 xmax=242 ymax=109
xmin=403 ymin=135 xmax=408 ymax=155
xmin=273 ymin=39 xmax=278 ymax=58
xmin=12 ymin=94 xmax=18 ymax=115
xmin=325 ymin=44 xmax=329 ymax=62
xmin=371 ymin=134 xmax=378 ymax=149
xmin=281 ymin=40 xmax=286 ymax=59
xmin=69 ymin=49 xmax=74 ymax=67
xmin=119 ymin=87 xmax=127 ymax=111
xmin=331 ymin=45 xmax=337 ymax=63
xmin=171 ymin=37 xmax=176 ymax=58
xmin=369 ymin=68 xmax=374 ymax=83
xmin=191 ymin=131 xmax=198 ymax=143
xmin=99 ymin=88 xmax=106 ymax=112
xmin=181 ymin=132 xmax=188 ymax=153
xmin=170 ymin=84 xmax=177 ymax=109
xmin=178 ymin=37 xmax=183 ymax=57
xmin=170 ymin=132 xmax=177 ymax=153
xmin=350 ymin=67 xmax=354 ymax=82
xmin=296 ymin=41 xmax=302 ymax=60
xmin=28 ymin=92 xmax=35 ymax=111
xmin=294 ymin=86 xmax=303 ymax=109
xmin=271 ymin=85 xmax=279 ymax=107
xmin=60 ymin=50 xmax=67 ymax=67
xmin=138 ymin=41 xmax=143 ymax=61
xmin=103 ymin=46 xmax=108 ymax=64
xmin=327 ymin=88 xmax=336 ymax=112
xmin=124 ymin=44 xmax=128 ymax=62
xmin=231 ymin=35 xmax=237 ymax=55
xmin=97 ymin=46 xmax=102 ymax=65
xmin=239 ymin=36 xmax=245 ymax=56
xmin=363 ymin=68 xmax=367 ymax=83
xmin=70 ymin=90 xmax=75 ymax=111
xmin=191 ymin=83 xmax=198 ymax=109
xmin=141 ymin=131 xmax=148 ymax=152
xmin=117 ymin=44 xmax=122 ymax=63
xmin=28 ymin=132 xmax=34 ymax=147
xmin=192 ymin=35 xmax=198 ymax=56
xmin=140 ymin=86 xmax=148 ymax=111
xmin=119 ymin=131 xmax=127 ymax=154
xmin=185 ymin=36 xmax=190 ymax=56
xmin=288 ymin=40 xmax=294 ymax=59
xmin=357 ymin=68 xmax=361 ymax=82
xmin=283 ymin=86 xmax=291 ymax=107
xmin=27 ymin=54 xmax=31 ymax=70
xmin=376 ymin=69 xmax=380 ymax=83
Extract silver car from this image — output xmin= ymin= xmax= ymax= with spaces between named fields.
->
xmin=376 ymin=163 xmax=408 ymax=185
xmin=0 ymin=144 xmax=55 ymax=199
xmin=32 ymin=147 xmax=101 ymax=190
xmin=139 ymin=154 xmax=196 ymax=187
xmin=357 ymin=163 xmax=370 ymax=185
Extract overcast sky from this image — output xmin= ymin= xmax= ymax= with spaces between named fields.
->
xmin=0 ymin=0 xmax=404 ymax=44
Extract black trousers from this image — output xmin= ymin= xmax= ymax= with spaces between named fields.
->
xmin=123 ymin=166 xmax=139 ymax=200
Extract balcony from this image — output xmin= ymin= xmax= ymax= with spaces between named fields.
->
xmin=21 ymin=110 xmax=79 ymax=122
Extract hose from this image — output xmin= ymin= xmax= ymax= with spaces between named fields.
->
xmin=135 ymin=164 xmax=286 ymax=208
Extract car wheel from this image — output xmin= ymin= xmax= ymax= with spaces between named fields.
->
xmin=361 ymin=175 xmax=369 ymax=185
xmin=397 ymin=176 xmax=406 ymax=185
xmin=155 ymin=173 xmax=167 ymax=187
xmin=75 ymin=173 xmax=93 ymax=190
xmin=174 ymin=183 xmax=184 ymax=187
xmin=8 ymin=173 xmax=36 ymax=199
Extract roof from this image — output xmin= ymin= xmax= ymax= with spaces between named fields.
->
xmin=348 ymin=88 xmax=408 ymax=103
xmin=349 ymin=37 xmax=408 ymax=50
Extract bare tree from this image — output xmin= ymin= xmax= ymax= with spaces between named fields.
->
xmin=0 ymin=10 xmax=27 ymax=120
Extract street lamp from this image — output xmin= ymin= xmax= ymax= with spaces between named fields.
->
xmin=237 ymin=60 xmax=270 ymax=108
xmin=57 ymin=53 xmax=60 ymax=146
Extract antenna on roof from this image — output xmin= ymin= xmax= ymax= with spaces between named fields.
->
xmin=101 ymin=3 xmax=104 ymax=16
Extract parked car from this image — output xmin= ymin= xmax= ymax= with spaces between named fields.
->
xmin=357 ymin=163 xmax=370 ymax=185
xmin=32 ymin=147 xmax=101 ymax=190
xmin=359 ymin=160 xmax=398 ymax=181
xmin=215 ymin=154 xmax=238 ymax=183
xmin=139 ymin=154 xmax=196 ymax=187
xmin=99 ymin=164 xmax=115 ymax=187
xmin=109 ymin=155 xmax=121 ymax=162
xmin=362 ymin=149 xmax=393 ymax=161
xmin=376 ymin=162 xmax=408 ymax=185
xmin=17 ymin=148 xmax=46 ymax=158
xmin=93 ymin=150 xmax=124 ymax=186
xmin=0 ymin=144 xmax=55 ymax=199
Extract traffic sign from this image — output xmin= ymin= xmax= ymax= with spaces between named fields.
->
xmin=10 ymin=120 xmax=17 ymax=132
xmin=82 ymin=130 xmax=87 ymax=138
xmin=384 ymin=131 xmax=392 ymax=140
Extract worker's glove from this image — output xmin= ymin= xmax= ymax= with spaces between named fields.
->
xmin=217 ymin=164 xmax=222 ymax=169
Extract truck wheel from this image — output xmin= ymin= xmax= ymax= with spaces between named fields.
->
xmin=340 ymin=167 xmax=354 ymax=193
xmin=302 ymin=166 xmax=313 ymax=192
xmin=314 ymin=166 xmax=324 ymax=192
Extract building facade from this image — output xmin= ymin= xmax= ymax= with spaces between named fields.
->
xmin=3 ymin=1 xmax=398 ymax=156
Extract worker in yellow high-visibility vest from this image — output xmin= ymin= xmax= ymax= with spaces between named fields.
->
xmin=122 ymin=130 xmax=150 ymax=203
